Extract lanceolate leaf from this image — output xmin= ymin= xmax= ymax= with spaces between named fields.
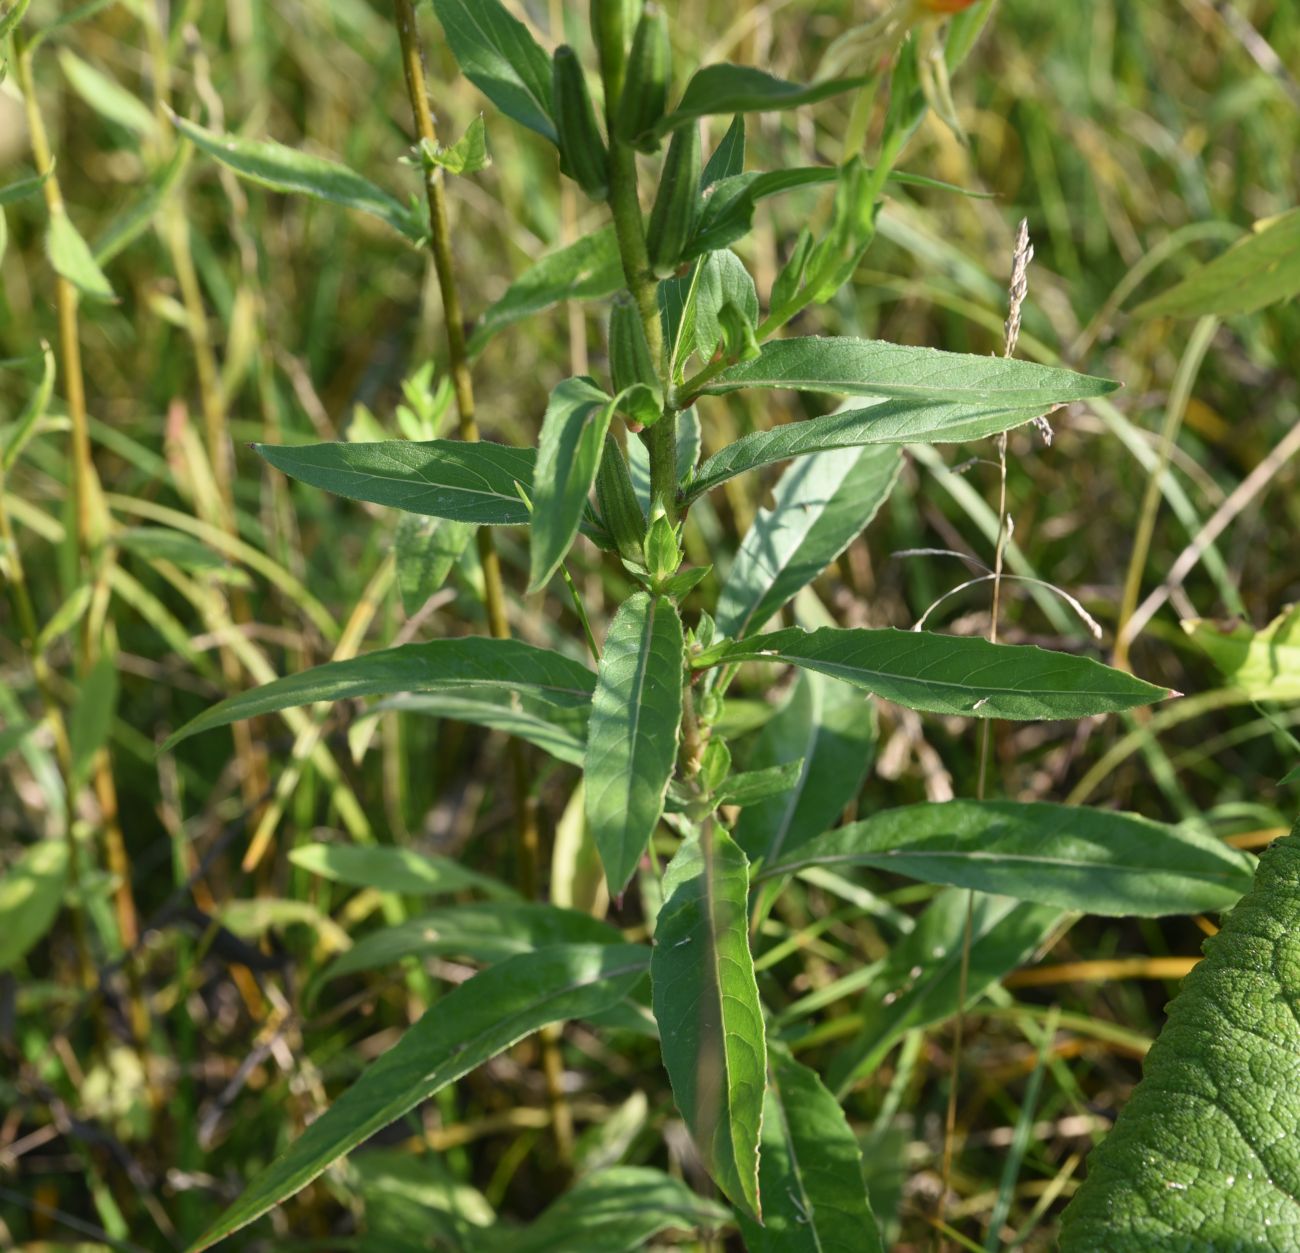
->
xmin=394 ymin=514 xmax=473 ymax=613
xmin=529 ymin=378 xmax=619 ymax=591
xmin=698 ymin=336 xmax=1119 ymax=407
xmin=828 ymin=891 xmax=1063 ymax=1094
xmin=735 ymin=671 xmax=875 ymax=867
xmin=0 ymin=841 xmax=69 ymax=973
xmin=288 ymin=843 xmax=518 ymax=900
xmin=317 ymin=903 xmax=624 ymax=983
xmin=737 ymin=1045 xmax=884 ymax=1253
xmin=168 ymin=111 xmax=421 ymax=242
xmin=478 ymin=1166 xmax=730 ymax=1253
xmin=187 ymin=944 xmax=650 ymax=1251
xmin=468 ymin=227 xmax=622 ymax=355
xmin=683 ymin=399 xmax=1054 ymax=501
xmin=256 ymin=440 xmax=534 ymax=524
xmin=585 ymin=594 xmax=684 ymax=893
xmin=653 ymin=65 xmax=872 ymax=141
xmin=57 ymin=48 xmax=157 ymax=138
xmin=716 ymin=446 xmax=902 ymax=639
xmin=164 ymin=637 xmax=594 ymax=749
xmin=1059 ymin=825 xmax=1300 ymax=1250
xmin=360 ymin=689 xmax=589 ymax=767
xmin=1133 ymin=208 xmax=1300 ymax=320
xmin=695 ymin=627 xmax=1169 ymax=721
xmin=46 ymin=208 xmax=116 ymax=302
xmin=652 ymin=825 xmax=766 ymax=1220
xmin=760 ymin=801 xmax=1256 ymax=917
xmin=431 ymin=0 xmax=556 ymax=144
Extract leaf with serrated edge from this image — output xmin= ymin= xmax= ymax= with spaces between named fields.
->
xmin=585 ymin=594 xmax=683 ymax=893
xmin=695 ymin=627 xmax=1169 ymax=721
xmin=716 ymin=445 xmax=901 ymax=639
xmin=186 ymin=944 xmax=649 ymax=1251
xmin=1059 ymin=824 xmax=1300 ymax=1250
xmin=163 ymin=637 xmax=594 ymax=750
xmin=699 ymin=336 xmax=1118 ymax=406
xmin=256 ymin=440 xmax=534 ymax=524
xmin=652 ymin=824 xmax=766 ymax=1220
xmin=737 ymin=1045 xmax=884 ymax=1253
xmin=759 ymin=801 xmax=1255 ymax=917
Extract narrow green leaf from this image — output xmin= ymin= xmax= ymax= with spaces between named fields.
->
xmin=735 ymin=671 xmax=876 ymax=867
xmin=394 ymin=514 xmax=473 ymax=613
xmin=529 ymin=378 xmax=618 ymax=591
xmin=1133 ymin=208 xmax=1300 ymax=319
xmin=163 ymin=637 xmax=594 ymax=750
xmin=478 ymin=1166 xmax=730 ymax=1253
xmin=761 ymin=801 xmax=1256 ymax=917
xmin=1184 ymin=609 xmax=1300 ymax=701
xmin=288 ymin=843 xmax=518 ymax=900
xmin=714 ymin=759 xmax=805 ymax=809
xmin=218 ymin=898 xmax=351 ymax=953
xmin=0 ymin=167 xmax=52 ymax=206
xmin=684 ymin=399 xmax=1055 ymax=502
xmin=317 ymin=903 xmax=623 ymax=983
xmin=586 ymin=594 xmax=683 ymax=893
xmin=827 ymin=891 xmax=1063 ymax=1092
xmin=431 ymin=0 xmax=556 ymax=143
xmin=698 ymin=336 xmax=1119 ymax=406
xmin=0 ymin=841 xmax=69 ymax=973
xmin=1058 ymin=825 xmax=1300 ymax=1250
xmin=652 ymin=825 xmax=766 ymax=1220
xmin=717 ymin=446 xmax=901 ymax=639
xmin=0 ymin=0 xmax=32 ymax=41
xmin=186 ymin=944 xmax=650 ymax=1252
xmin=56 ymin=48 xmax=157 ymax=138
xmin=117 ymin=526 xmax=236 ymax=574
xmin=256 ymin=439 xmax=534 ymax=524
xmin=168 ymin=110 xmax=421 ymax=242
xmin=357 ymin=688 xmax=588 ymax=768
xmin=1 ymin=341 xmax=56 ymax=471
xmin=34 ymin=584 xmax=93 ymax=653
xmin=653 ymin=65 xmax=872 ymax=140
xmin=46 ymin=207 xmax=116 ymax=301
xmin=737 ymin=1045 xmax=884 ymax=1253
xmin=94 ymin=144 xmax=190 ymax=265
xmin=69 ymin=657 xmax=117 ymax=789
xmin=468 ymin=227 xmax=622 ymax=356
xmin=701 ymin=115 xmax=745 ymax=189
xmin=695 ymin=626 xmax=1170 ymax=721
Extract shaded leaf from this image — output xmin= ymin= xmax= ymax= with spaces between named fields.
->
xmin=69 ymin=657 xmax=117 ymax=789
xmin=46 ymin=208 xmax=116 ymax=301
xmin=164 ymin=637 xmax=594 ymax=749
xmin=652 ymin=825 xmax=765 ymax=1220
xmin=394 ymin=514 xmax=473 ymax=613
xmin=187 ymin=944 xmax=651 ymax=1251
xmin=698 ymin=336 xmax=1119 ymax=407
xmin=586 ymin=594 xmax=683 ymax=893
xmin=716 ymin=446 xmax=901 ymax=639
xmin=0 ymin=167 xmax=52 ymax=206
xmin=714 ymin=759 xmax=805 ymax=809
xmin=0 ymin=841 xmax=69 ymax=973
xmin=57 ymin=48 xmax=156 ymax=138
xmin=760 ymin=801 xmax=1256 ymax=917
xmin=737 ymin=1045 xmax=884 ymax=1253
xmin=431 ymin=0 xmax=556 ymax=143
xmin=1133 ymin=209 xmax=1300 ymax=319
xmin=1 ymin=340 xmax=56 ymax=470
xmin=697 ymin=627 xmax=1168 ymax=721
xmin=419 ymin=115 xmax=490 ymax=175
xmin=1059 ymin=825 xmax=1300 ymax=1251
xmin=169 ymin=110 xmax=421 ymax=242
xmin=288 ymin=843 xmax=518 ymax=900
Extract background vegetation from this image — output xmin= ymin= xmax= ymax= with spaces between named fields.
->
xmin=2 ymin=0 xmax=1298 ymax=1248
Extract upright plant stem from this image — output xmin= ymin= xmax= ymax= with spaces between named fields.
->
xmin=16 ymin=32 xmax=145 ymax=1036
xmin=392 ymin=0 xmax=569 ymax=1162
xmin=392 ymin=0 xmax=539 ymax=897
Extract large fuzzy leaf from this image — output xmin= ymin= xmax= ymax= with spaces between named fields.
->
xmin=164 ymin=637 xmax=594 ymax=749
xmin=585 ymin=594 xmax=684 ymax=893
xmin=737 ymin=1045 xmax=884 ymax=1253
xmin=187 ymin=944 xmax=649 ymax=1251
xmin=652 ymin=826 xmax=766 ymax=1220
xmin=1059 ymin=826 xmax=1300 ymax=1250
xmin=716 ymin=446 xmax=902 ymax=639
xmin=694 ymin=627 xmax=1169 ymax=721
xmin=759 ymin=801 xmax=1255 ymax=917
